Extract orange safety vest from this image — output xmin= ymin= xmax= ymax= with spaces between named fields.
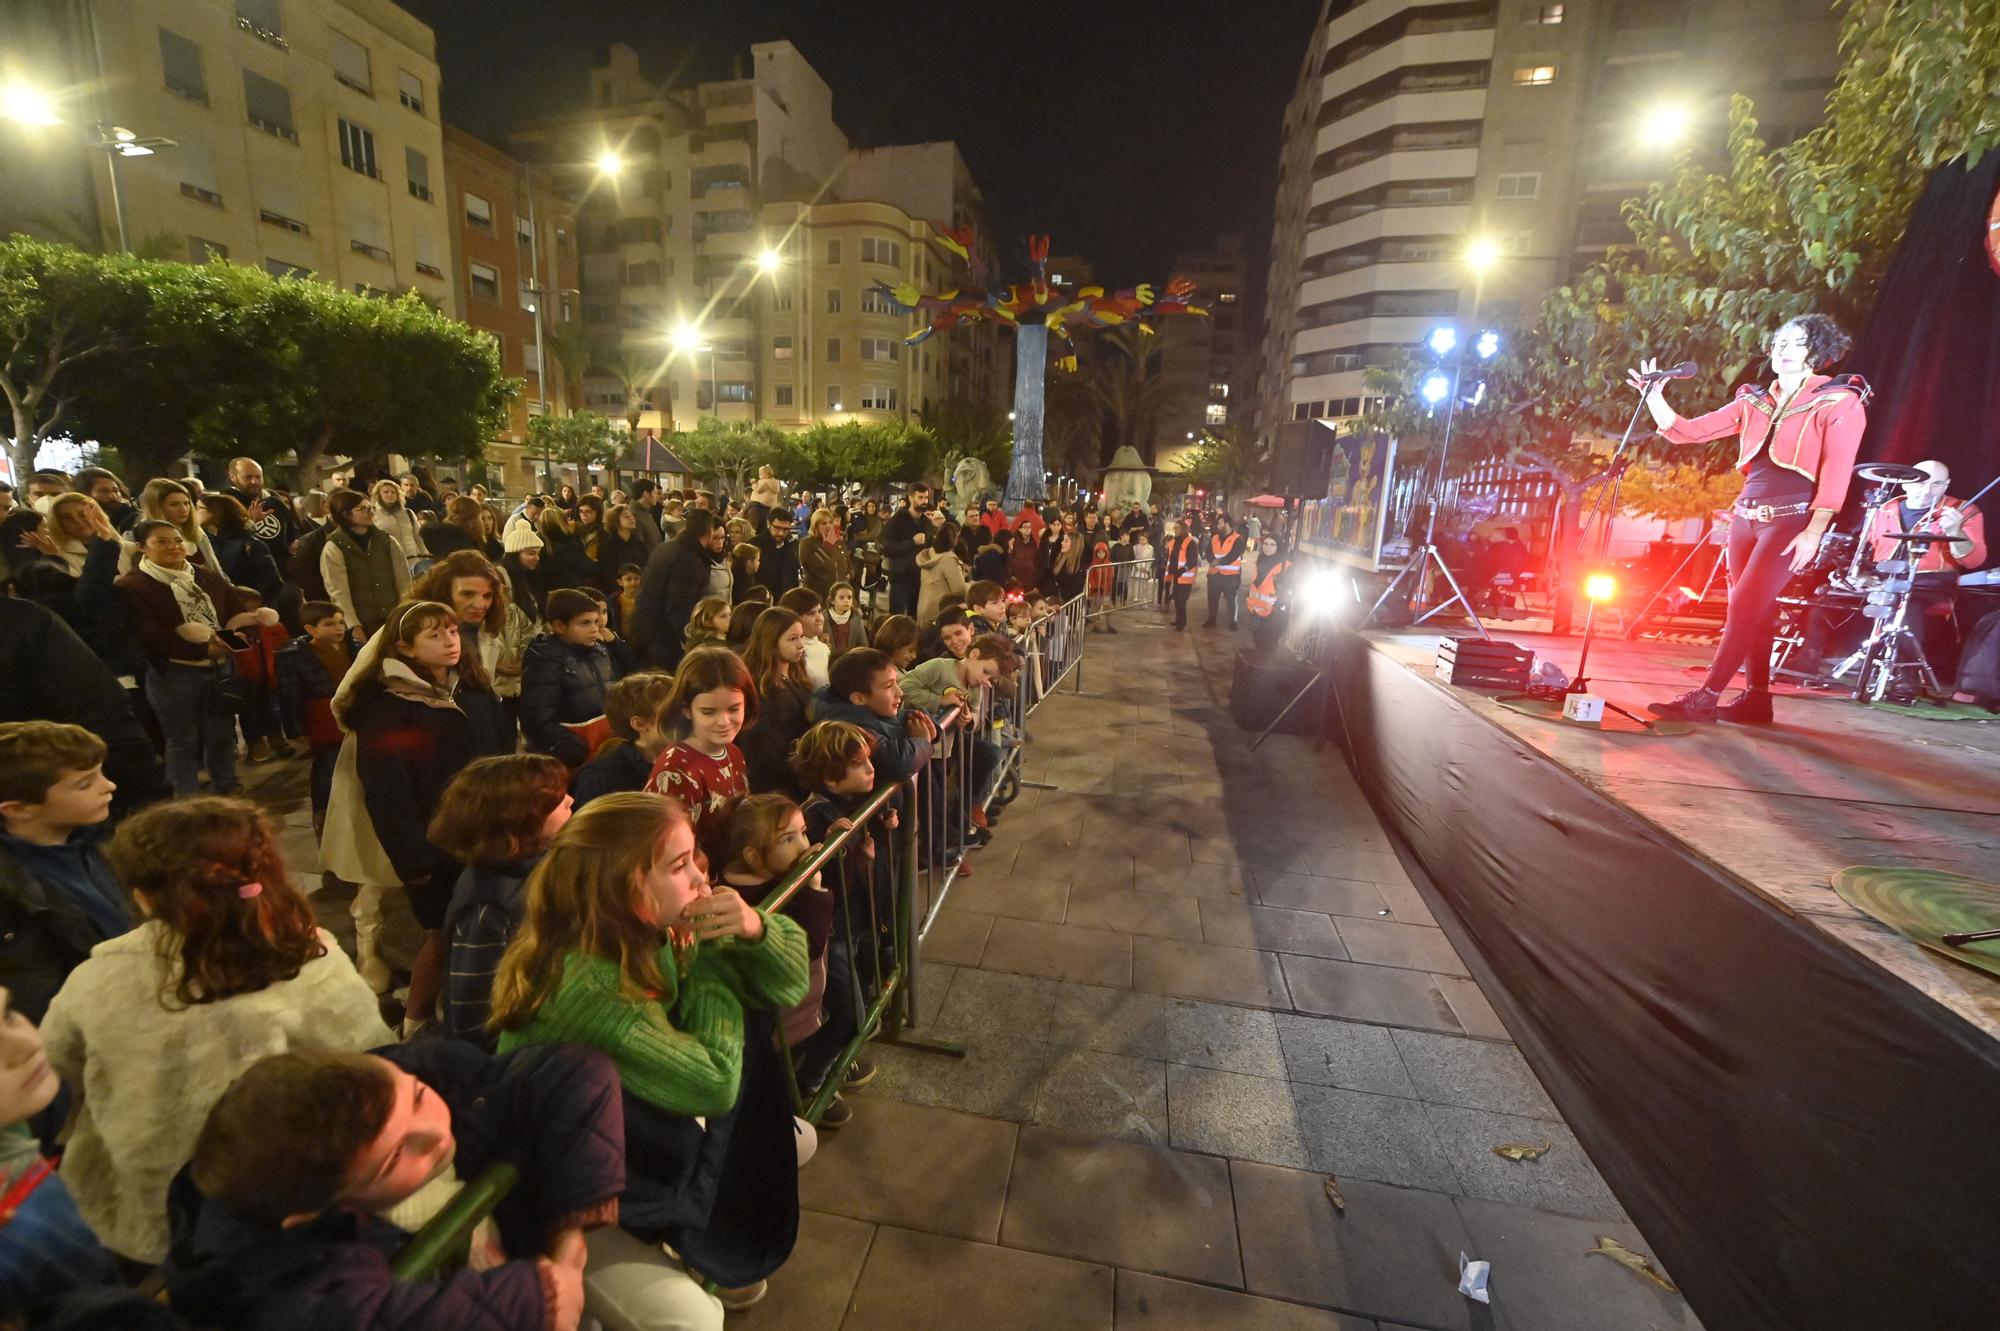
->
xmin=1246 ymin=559 xmax=1291 ymax=617
xmin=1169 ymin=536 xmax=1198 ymax=585
xmin=1209 ymin=532 xmax=1242 ymax=577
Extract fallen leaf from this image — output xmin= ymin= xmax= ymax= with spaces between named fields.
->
xmin=1588 ymin=1236 xmax=1678 ymax=1292
xmin=1492 ymin=1143 xmax=1552 ymax=1161
xmin=1323 ymin=1176 xmax=1345 ymax=1212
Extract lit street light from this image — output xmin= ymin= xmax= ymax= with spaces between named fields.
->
xmin=594 ymin=149 xmax=624 ymax=176
xmin=2 ymin=82 xmax=173 ymax=253
xmin=2 ymin=84 xmax=62 ymax=126
xmin=1464 ymin=236 xmax=1502 ymax=273
xmin=756 ymin=247 xmax=783 ymax=274
xmin=1641 ymin=102 xmax=1694 ymax=149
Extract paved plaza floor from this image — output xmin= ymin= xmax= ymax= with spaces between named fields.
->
xmin=253 ymin=602 xmax=1707 ymax=1330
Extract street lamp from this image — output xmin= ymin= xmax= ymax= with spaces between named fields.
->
xmin=1640 ymin=101 xmax=1694 ymax=149
xmin=594 ymin=149 xmax=624 ymax=176
xmin=670 ymin=320 xmax=717 ymax=416
xmin=2 ymin=84 xmax=62 ymax=126
xmin=1 ymin=83 xmax=173 ymax=253
xmin=1464 ymin=236 xmax=1502 ymax=274
xmin=756 ymin=247 xmax=782 ymax=275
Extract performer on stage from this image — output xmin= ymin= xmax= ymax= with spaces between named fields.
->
xmin=1630 ymin=314 xmax=1870 ymax=723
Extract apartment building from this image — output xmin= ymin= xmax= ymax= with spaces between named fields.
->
xmin=1156 ymin=234 xmax=1249 ymax=472
xmin=15 ymin=0 xmax=458 ymax=312
xmin=1256 ymin=0 xmax=1841 ymax=451
xmin=441 ymin=124 xmax=579 ymax=491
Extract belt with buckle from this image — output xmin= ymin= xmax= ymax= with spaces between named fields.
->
xmin=1733 ymin=501 xmax=1812 ymax=523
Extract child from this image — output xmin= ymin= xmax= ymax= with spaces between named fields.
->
xmin=275 ymin=601 xmax=352 ymax=832
xmin=791 ymin=721 xmax=897 ymax=1033
xmin=166 ymin=1042 xmax=621 ymax=1331
xmin=825 ymin=581 xmax=860 ymax=654
xmin=432 ymin=754 xmax=573 ymax=1049
xmin=612 ymin=562 xmax=643 ymax=635
xmin=871 ymin=614 xmax=920 ymax=671
xmin=577 ymin=586 xmax=639 ymax=677
xmin=730 ymin=543 xmax=762 ymax=602
xmin=520 ymin=588 xmax=618 ymax=766
xmin=965 ymin=580 xmax=1008 ymax=633
xmin=725 ymin=594 xmax=767 ymax=651
xmin=0 ymin=722 xmax=133 ymax=1022
xmin=738 ymin=607 xmax=815 ymax=799
xmin=489 ymin=793 xmax=810 ymax=1311
xmin=646 ymin=646 xmax=755 ymax=858
xmin=40 ymin=796 xmax=392 ymax=1263
xmin=921 ymin=608 xmax=974 ymax=664
xmin=1130 ymin=528 xmax=1156 ymax=602
xmin=683 ymin=596 xmax=732 ymax=653
xmin=570 ymin=671 xmax=676 ymax=809
xmin=715 ymin=794 xmax=863 ymax=1128
xmin=231 ymin=585 xmax=296 ymax=764
xmin=776 ymin=587 xmax=832 ymax=690
xmin=814 ymin=647 xmax=937 ymax=784
xmin=899 ymin=633 xmax=1017 ymax=718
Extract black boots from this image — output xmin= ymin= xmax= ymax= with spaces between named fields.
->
xmin=1717 ymin=688 xmax=1774 ymax=724
xmin=1648 ymin=687 xmax=1719 ymax=722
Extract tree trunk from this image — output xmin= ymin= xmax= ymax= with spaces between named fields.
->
xmin=1548 ymin=479 xmax=1587 ymax=635
xmin=295 ymin=423 xmax=336 ymax=484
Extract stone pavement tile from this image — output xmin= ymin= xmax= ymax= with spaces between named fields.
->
xmin=1280 ymin=955 xmax=1464 ymax=1034
xmin=841 ymin=1225 xmax=1114 ymax=1331
xmin=983 ymin=918 xmax=1135 ymax=987
xmin=1291 ymin=1083 xmax=1461 ymax=1192
xmin=1424 ymin=1105 xmax=1624 ymax=1220
xmin=1066 ymin=885 xmax=1204 ymax=941
xmin=1232 ymin=1161 xmax=1476 ymax=1331
xmin=910 ymin=961 xmax=954 ymax=1030
xmin=1335 ymin=917 xmax=1471 ymax=977
xmin=1019 ymin=847 xmax=1138 ymax=891
xmin=1115 ymin=1271 xmax=1378 ymax=1331
xmin=1032 ymin=1047 xmax=1170 ymax=1145
xmin=940 ymin=871 xmax=1071 ymax=923
xmin=1187 ymin=833 xmax=1310 ymax=871
xmin=1370 ymin=875 xmax=1440 ymax=927
xmin=1133 ymin=936 xmax=1293 ymax=1009
xmin=862 ymin=1031 xmax=1051 ymax=1121
xmin=936 ymin=967 xmax=1063 ymax=1042
xmin=1079 ymin=815 xmax=1194 ymax=862
xmin=1254 ymin=870 xmax=1393 ymax=920
xmin=1049 ymin=984 xmax=1289 ymax=1079
xmin=1200 ymin=900 xmax=1349 ymax=959
xmin=921 ymin=909 xmax=992 ymax=967
xmin=758 ymin=1209 xmax=874 ymax=1331
xmin=1391 ymin=1030 xmax=1560 ymax=1120
xmin=1134 ymin=858 xmax=1256 ymax=900
xmin=1274 ymin=1012 xmax=1418 ymax=1098
xmin=1002 ymin=1125 xmax=1243 ymax=1286
xmin=1436 ymin=975 xmax=1512 ymax=1041
xmin=1454 ymin=1196 xmax=1703 ymax=1331
xmin=1166 ymin=1064 xmax=1311 ymax=1170
xmin=799 ymin=1098 xmax=1017 ymax=1242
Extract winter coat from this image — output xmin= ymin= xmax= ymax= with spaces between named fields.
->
xmin=972 ymin=541 xmax=1007 ymax=584
xmin=418 ymin=522 xmax=482 ymax=564
xmin=752 ymin=533 xmax=801 ymax=597
xmin=596 ymin=530 xmax=648 ymax=593
xmin=275 ymin=635 xmax=348 ymax=744
xmin=288 ymin=521 xmax=333 ymax=602
xmin=40 ymin=922 xmax=392 ymax=1262
xmin=569 ymin=741 xmax=654 ymax=810
xmin=0 ymin=829 xmax=134 ymax=1025
xmin=320 ymin=525 xmax=408 ymax=636
xmin=536 ymin=529 xmax=598 ymax=595
xmin=208 ymin=528 xmax=283 ymax=602
xmin=114 ymin=563 xmax=251 ymax=669
xmin=441 ymin=854 xmax=541 ymax=1049
xmin=878 ymin=506 xmax=926 ymax=577
xmin=632 ymin=532 xmax=713 ymax=669
xmin=370 ymin=500 xmax=424 ymax=572
xmin=0 ymin=598 xmax=169 ymax=815
xmin=12 ymin=537 xmax=145 ymax=680
xmin=916 ymin=548 xmax=968 ymax=625
xmin=164 ymin=1041 xmax=625 ymax=1331
xmin=224 ymin=486 xmax=300 ymax=569
xmin=812 ymin=689 xmax=933 ymax=782
xmin=799 ymin=537 xmax=851 ymax=600
xmin=519 ymin=634 xmax=617 ymax=765
xmin=1007 ymin=534 xmax=1043 ymax=592
xmin=738 ymin=679 xmax=813 ymax=799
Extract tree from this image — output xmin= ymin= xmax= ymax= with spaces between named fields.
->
xmin=782 ymin=419 xmax=937 ymax=491
xmin=528 ymin=410 xmax=622 ymax=474
xmin=1174 ymin=428 xmax=1261 ymax=494
xmin=1050 ymin=324 xmax=1190 ymax=471
xmin=1617 ymin=459 xmax=1744 ymax=524
xmin=0 ymin=240 xmax=150 ymax=479
xmin=672 ymin=417 xmax=785 ymax=497
xmin=596 ymin=344 xmax=669 ymax=435
xmin=920 ymin=400 xmax=1012 ymax=486
xmin=543 ymin=318 xmax=591 ymax=412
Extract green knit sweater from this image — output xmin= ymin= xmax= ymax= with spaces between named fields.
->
xmin=497 ymin=911 xmax=810 ymax=1117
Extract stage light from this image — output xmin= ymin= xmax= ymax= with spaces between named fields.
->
xmin=1427 ymin=326 xmax=1457 ymax=357
xmin=1420 ymin=372 xmax=1451 ymax=406
xmin=1584 ymin=573 xmax=1618 ymax=603
xmin=594 ymin=150 xmax=624 ymax=175
xmin=1476 ymin=330 xmax=1500 ymax=360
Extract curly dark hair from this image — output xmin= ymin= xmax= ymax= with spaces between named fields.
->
xmin=1773 ymin=313 xmax=1851 ymax=369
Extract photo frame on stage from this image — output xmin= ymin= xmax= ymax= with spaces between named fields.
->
xmin=1296 ymin=428 xmax=1398 ymax=571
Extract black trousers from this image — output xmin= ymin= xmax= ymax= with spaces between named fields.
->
xmin=889 ymin=572 xmax=919 ymax=617
xmin=1705 ymin=512 xmax=1812 ymax=691
xmin=1206 ymin=574 xmax=1240 ymax=628
xmin=1171 ymin=582 xmax=1193 ymax=628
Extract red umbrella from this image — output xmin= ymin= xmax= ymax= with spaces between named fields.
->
xmin=1245 ymin=493 xmax=1287 ymax=508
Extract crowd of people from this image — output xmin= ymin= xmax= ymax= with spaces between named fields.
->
xmin=0 ymin=454 xmax=1291 ymax=1331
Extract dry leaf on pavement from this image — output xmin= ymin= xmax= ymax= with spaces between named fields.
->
xmin=1323 ymin=1176 xmax=1345 ymax=1212
xmin=1492 ymin=1143 xmax=1552 ymax=1161
xmin=1587 ymin=1236 xmax=1678 ymax=1292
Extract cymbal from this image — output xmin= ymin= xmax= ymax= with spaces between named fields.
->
xmin=1855 ymin=462 xmax=1926 ymax=483
xmin=1885 ymin=530 xmax=1947 ymax=543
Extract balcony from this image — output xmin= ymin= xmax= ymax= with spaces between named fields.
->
xmin=179 ymin=182 xmax=224 ymax=208
xmin=1304 ymin=202 xmax=1472 ymax=257
xmin=408 ymin=181 xmax=432 ymax=202
xmin=1321 ymin=29 xmax=1496 ymax=103
xmin=1293 ymin=314 xmax=1449 ymax=356
xmin=349 ymin=239 xmax=392 ymax=264
xmin=259 ymin=209 xmax=309 ymax=236
xmin=1299 ymin=259 xmax=1459 ymax=306
xmin=1327 ymin=0 xmax=1474 ymax=48
xmin=414 ymin=260 xmax=444 ymax=279
xmin=1311 ymin=147 xmax=1480 ymax=209
xmin=1315 ymin=88 xmax=1487 ymax=153
xmin=248 ymin=113 xmax=298 ymax=144
xmin=236 ymin=14 xmax=288 ymax=50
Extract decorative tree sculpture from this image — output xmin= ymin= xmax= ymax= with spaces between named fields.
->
xmin=876 ymin=233 xmax=1207 ymax=511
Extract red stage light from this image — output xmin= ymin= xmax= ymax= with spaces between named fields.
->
xmin=1584 ymin=573 xmax=1617 ymax=603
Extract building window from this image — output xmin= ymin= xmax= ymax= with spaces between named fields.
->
xmin=623 ymin=260 xmax=661 ymax=286
xmin=465 ymin=192 xmax=493 ymax=231
xmin=517 ymin=215 xmax=533 ymax=247
xmin=772 ymin=289 xmax=793 ymax=312
xmin=236 ymin=0 xmax=284 ymax=45
xmin=718 ymin=382 xmax=752 ymax=403
xmin=1217 ymin=291 xmax=1238 ymax=304
xmin=825 ymin=337 xmax=840 ymax=363
xmin=330 ymin=31 xmax=371 ymax=94
xmin=773 ymin=335 xmax=794 ymax=361
xmin=1511 ymin=65 xmax=1558 ymax=86
xmin=242 ymin=70 xmax=296 ymax=141
xmin=1403 ymin=186 xmax=1454 ymax=204
xmin=405 ymin=147 xmax=431 ymax=201
xmin=859 ymin=287 xmax=899 ymax=315
xmin=469 ymin=261 xmax=500 ymax=302
xmin=188 ymin=236 xmax=228 ymax=263
xmin=159 ymin=28 xmax=206 ymax=103
xmin=1208 ymin=381 xmax=1229 ymax=400
xmin=859 ymin=336 xmax=898 ymax=362
xmin=826 ymin=239 xmax=841 ymax=264
xmin=1524 ymin=2 xmax=1564 ymax=21
xmin=859 ymin=386 xmax=898 ymax=411
xmin=1293 ymin=403 xmax=1311 ymax=421
xmin=1205 ymin=403 xmax=1229 ymax=426
xmin=262 ymin=257 xmax=310 ymax=280
xmin=774 ymin=384 xmax=794 ymax=406
xmin=827 ymin=385 xmax=843 ymax=410
xmin=860 ymin=237 xmax=903 ymax=266
xmin=825 ymin=288 xmax=841 ymax=314
xmin=397 ymin=69 xmax=424 ymax=116
xmin=337 ymin=119 xmax=378 ymax=178
xmin=1496 ymin=172 xmax=1541 ymax=200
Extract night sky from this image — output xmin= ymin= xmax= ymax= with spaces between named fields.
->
xmin=398 ymin=0 xmax=1323 ymax=312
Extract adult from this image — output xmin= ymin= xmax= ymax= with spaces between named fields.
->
xmin=534 ymin=508 xmax=597 ymax=592
xmin=749 ymin=465 xmax=785 ymax=510
xmin=630 ymin=479 xmax=666 ymax=550
xmin=846 ymin=498 xmax=882 ymax=549
xmin=397 ymin=472 xmax=438 ymax=516
xmin=799 ymin=507 xmax=852 ymax=599
xmin=8 ymin=499 xmax=142 ymax=684
xmin=73 ymin=467 xmax=137 ymax=534
xmin=554 ymin=482 xmax=580 ymax=516
xmin=1047 ymin=512 xmax=1087 ymax=604
xmin=504 ymin=492 xmax=546 ymax=540
xmin=495 ymin=524 xmax=547 ymax=717
xmin=573 ymin=493 xmax=607 ymax=566
xmin=320 ymin=488 xmax=408 ymax=643
xmin=976 ymin=498 xmax=1010 ymax=541
xmin=879 ymin=483 xmax=933 ymax=617
xmin=410 ymin=551 xmax=513 ymax=710
xmin=133 ymin=478 xmax=219 ymax=573
xmin=1203 ymin=513 xmax=1245 ymax=630
xmin=598 ymin=503 xmax=650 ymax=592
xmin=195 ymin=493 xmax=283 ymax=603
xmin=115 ymin=520 xmax=273 ymax=796
xmin=1245 ymin=537 xmax=1296 ymax=653
xmin=632 ymin=508 xmax=723 ymax=670
xmin=1161 ymin=518 xmax=1200 ymax=631
xmin=418 ymin=496 xmax=487 ymax=564
xmin=42 ymin=494 xmax=99 ymax=578
xmin=917 ymin=519 xmax=969 ymax=625
xmin=1638 ymin=314 xmax=1868 ymax=723
xmin=0 ymin=598 xmax=169 ymax=816
xmin=754 ymin=508 xmax=801 ymax=597
xmin=221 ymin=457 xmax=297 ymax=569
xmin=369 ymin=478 xmax=425 ymax=573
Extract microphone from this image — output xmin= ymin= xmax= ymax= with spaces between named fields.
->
xmin=1635 ymin=361 xmax=1699 ymax=383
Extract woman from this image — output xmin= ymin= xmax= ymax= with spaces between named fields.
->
xmin=43 ymin=494 xmax=99 ymax=578
xmin=410 ymin=550 xmax=514 ymax=735
xmin=598 ymin=503 xmax=649 ymax=592
xmin=419 ymin=495 xmax=488 ymax=564
xmin=369 ymin=478 xmax=425 ymax=573
xmin=320 ymin=487 xmax=409 ymax=642
xmin=574 ymin=494 xmax=607 ymax=565
xmin=555 ymin=482 xmax=580 ymax=515
xmin=496 ymin=524 xmax=547 ymax=716
xmin=972 ymin=525 xmax=1010 ymax=585
xmin=1006 ymin=517 xmax=1043 ymax=592
xmin=132 ymin=477 xmax=219 ymax=572
xmin=800 ymin=507 xmax=852 ymax=600
xmin=1048 ymin=512 xmax=1087 ymax=604
xmin=917 ymin=519 xmax=968 ymax=625
xmin=196 ymin=492 xmax=283 ymax=602
xmin=115 ymin=519 xmax=278 ymax=796
xmin=846 ymin=498 xmax=881 ymax=550
xmin=536 ymin=507 xmax=598 ymax=593
xmin=1636 ymin=315 xmax=1868 ymax=723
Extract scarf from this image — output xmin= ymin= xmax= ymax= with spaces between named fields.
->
xmin=137 ymin=557 xmax=220 ymax=629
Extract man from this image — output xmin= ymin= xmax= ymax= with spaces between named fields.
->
xmin=0 ymin=483 xmax=13 ymax=520
xmin=223 ymin=457 xmax=299 ymax=567
xmin=398 ymin=473 xmax=437 ymax=515
xmin=632 ymin=509 xmax=724 ymax=670
xmin=325 ymin=469 xmax=349 ymax=493
xmin=25 ymin=471 xmax=69 ymax=504
xmin=879 ymin=483 xmax=933 ymax=617
xmin=1203 ymin=513 xmax=1245 ymax=630
xmin=754 ymin=508 xmax=802 ymax=596
xmin=1161 ymin=519 xmax=1200 ymax=631
xmin=976 ymin=499 xmax=1010 ymax=541
xmin=505 ymin=492 xmax=546 ymax=538
xmin=630 ymin=479 xmax=664 ymax=550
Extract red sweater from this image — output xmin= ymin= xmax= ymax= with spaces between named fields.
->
xmin=646 ymin=741 xmax=747 ymax=857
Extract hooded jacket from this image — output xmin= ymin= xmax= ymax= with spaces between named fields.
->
xmin=812 ymin=689 xmax=933 ymax=782
xmin=519 ymin=633 xmax=616 ymax=765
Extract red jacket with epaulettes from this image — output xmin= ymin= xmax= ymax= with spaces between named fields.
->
xmin=1660 ymin=373 xmax=1871 ymax=513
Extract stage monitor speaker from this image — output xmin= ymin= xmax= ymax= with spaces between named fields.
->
xmin=1271 ymin=420 xmax=1341 ymax=500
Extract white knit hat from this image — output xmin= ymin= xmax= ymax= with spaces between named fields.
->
xmin=502 ymin=523 xmax=544 ymax=554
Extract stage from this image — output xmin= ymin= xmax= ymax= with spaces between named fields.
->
xmin=1323 ymin=626 xmax=2000 ymax=1331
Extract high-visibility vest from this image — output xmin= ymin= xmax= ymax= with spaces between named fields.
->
xmin=1170 ymin=537 xmax=1198 ymax=585
xmin=1209 ymin=533 xmax=1242 ymax=577
xmin=1246 ymin=559 xmax=1292 ymax=617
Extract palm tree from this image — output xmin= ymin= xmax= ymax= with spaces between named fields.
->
xmin=542 ymin=317 xmax=592 ymax=415
xmin=1060 ymin=324 xmax=1192 ymax=470
xmin=595 ymin=343 xmax=672 ymax=435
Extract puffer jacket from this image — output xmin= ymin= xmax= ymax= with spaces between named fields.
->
xmin=320 ymin=526 xmax=407 ymax=636
xmin=519 ymin=634 xmax=616 ymax=765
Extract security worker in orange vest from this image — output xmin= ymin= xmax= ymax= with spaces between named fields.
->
xmin=1162 ymin=518 xmax=1200 ymax=631
xmin=1246 ymin=536 xmax=1295 ymax=652
xmin=1204 ymin=513 xmax=1246 ymax=631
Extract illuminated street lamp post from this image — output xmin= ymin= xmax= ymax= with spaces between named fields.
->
xmin=1 ymin=83 xmax=174 ymax=254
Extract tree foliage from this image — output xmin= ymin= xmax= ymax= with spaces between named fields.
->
xmin=528 ymin=409 xmax=622 ymax=471
xmin=1616 ymin=460 xmax=1744 ymax=524
xmin=1173 ymin=428 xmax=1260 ymax=493
xmin=920 ymin=400 xmax=1012 ymax=485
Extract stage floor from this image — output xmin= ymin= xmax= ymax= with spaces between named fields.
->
xmin=1364 ymin=628 xmax=2000 ymax=1039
